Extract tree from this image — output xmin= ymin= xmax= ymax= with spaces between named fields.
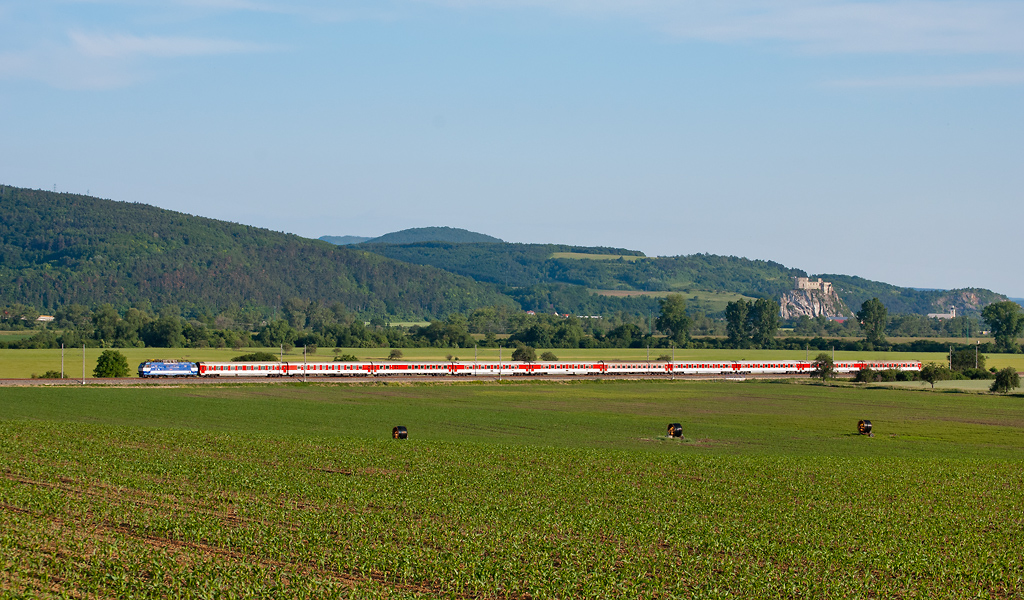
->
xmin=725 ymin=299 xmax=751 ymax=348
xmin=93 ymin=350 xmax=129 ymax=378
xmin=990 ymin=367 xmax=1020 ymax=393
xmin=811 ymin=353 xmax=834 ymax=383
xmin=982 ymin=301 xmax=1024 ymax=353
xmin=919 ymin=363 xmax=951 ymax=389
xmin=540 ymin=351 xmax=558 ymax=361
xmin=749 ymin=298 xmax=780 ymax=348
xmin=656 ymin=294 xmax=691 ymax=347
xmin=857 ymin=298 xmax=888 ymax=348
xmin=389 ymin=349 xmax=404 ymax=360
xmin=512 ymin=344 xmax=536 ymax=362
xmin=950 ymin=348 xmax=986 ymax=373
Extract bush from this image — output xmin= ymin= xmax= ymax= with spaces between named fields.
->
xmin=990 ymin=368 xmax=1021 ymax=393
xmin=32 ymin=370 xmax=63 ymax=379
xmin=656 ymin=354 xmax=672 ymax=361
xmin=334 ymin=354 xmax=359 ymax=362
xmin=93 ymin=350 xmax=129 ymax=378
xmin=854 ymin=367 xmax=878 ymax=383
xmin=540 ymin=351 xmax=558 ymax=361
xmin=233 ymin=351 xmax=279 ymax=362
xmin=961 ymin=368 xmax=993 ymax=380
xmin=389 ymin=349 xmax=404 ymax=360
xmin=878 ymin=369 xmax=900 ymax=382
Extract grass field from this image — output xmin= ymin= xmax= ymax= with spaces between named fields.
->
xmin=4 ymin=347 xmax=1024 ymax=379
xmin=1 ymin=380 xmax=1022 ymax=598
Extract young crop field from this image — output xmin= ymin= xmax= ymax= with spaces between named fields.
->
xmin=1 ymin=380 xmax=1023 ymax=598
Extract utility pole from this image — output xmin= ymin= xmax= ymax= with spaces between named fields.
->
xmin=82 ymin=343 xmax=86 ymax=385
xmin=498 ymin=344 xmax=502 ymax=382
xmin=976 ymin=341 xmax=979 ymax=369
xmin=61 ymin=343 xmax=64 ymax=379
xmin=303 ymin=345 xmax=307 ymax=382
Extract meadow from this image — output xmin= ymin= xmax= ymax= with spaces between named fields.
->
xmin=1 ymin=380 xmax=1022 ymax=598
xmin=3 ymin=346 xmax=1024 ymax=380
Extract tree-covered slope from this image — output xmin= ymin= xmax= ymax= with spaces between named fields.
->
xmin=821 ymin=275 xmax=1006 ymax=316
xmin=359 ymin=242 xmax=1007 ymax=316
xmin=360 ymin=242 xmax=803 ymax=297
xmin=0 ymin=186 xmax=512 ymax=317
xmin=367 ymin=227 xmax=504 ymax=245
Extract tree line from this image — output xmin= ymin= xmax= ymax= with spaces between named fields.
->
xmin=3 ymin=296 xmax=1022 ymax=355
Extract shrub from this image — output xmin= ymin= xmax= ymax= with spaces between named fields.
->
xmin=540 ymin=351 xmax=558 ymax=361
xmin=334 ymin=354 xmax=359 ymax=362
xmin=878 ymin=369 xmax=900 ymax=382
xmin=93 ymin=350 xmax=129 ymax=378
xmin=32 ymin=370 xmax=63 ymax=379
xmin=656 ymin=354 xmax=672 ymax=361
xmin=389 ymin=349 xmax=404 ymax=360
xmin=854 ymin=367 xmax=878 ymax=383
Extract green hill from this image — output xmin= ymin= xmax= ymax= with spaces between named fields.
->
xmin=0 ymin=186 xmax=512 ymax=318
xmin=357 ymin=241 xmax=1007 ymax=317
xmin=367 ymin=227 xmax=504 ymax=245
xmin=318 ymin=235 xmax=371 ymax=245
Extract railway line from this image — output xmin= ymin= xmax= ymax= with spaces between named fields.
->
xmin=0 ymin=372 xmax=821 ymax=386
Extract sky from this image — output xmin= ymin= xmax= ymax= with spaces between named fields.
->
xmin=1 ymin=0 xmax=1022 ymax=296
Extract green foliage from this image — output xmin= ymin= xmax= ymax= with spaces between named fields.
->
xmin=990 ymin=367 xmax=1021 ymax=393
xmin=540 ymin=351 xmax=558 ymax=361
xmin=982 ymin=301 xmax=1024 ymax=353
xmin=388 ymin=349 xmax=404 ymax=360
xmin=92 ymin=349 xmax=128 ymax=378
xmin=854 ymin=367 xmax=877 ymax=383
xmin=232 ymin=351 xmax=279 ymax=362
xmin=951 ymin=348 xmax=986 ymax=372
xmin=749 ymin=297 xmax=780 ymax=348
xmin=655 ymin=294 xmax=691 ymax=346
xmin=920 ymin=363 xmax=952 ymax=389
xmin=812 ymin=353 xmax=835 ymax=382
xmin=0 ymin=186 xmax=511 ymax=318
xmin=363 ymin=226 xmax=503 ymax=245
xmin=858 ymin=297 xmax=888 ymax=348
xmin=512 ymin=344 xmax=536 ymax=362
xmin=334 ymin=354 xmax=359 ymax=362
xmin=724 ymin=298 xmax=780 ymax=348
xmin=725 ymin=299 xmax=751 ymax=348
xmin=32 ymin=370 xmax=63 ymax=379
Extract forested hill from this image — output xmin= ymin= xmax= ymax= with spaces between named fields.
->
xmin=0 ymin=186 xmax=511 ymax=317
xmin=358 ymin=242 xmax=1007 ymax=316
xmin=320 ymin=227 xmax=503 ymax=246
xmin=820 ymin=275 xmax=1007 ymax=316
xmin=359 ymin=242 xmax=805 ymax=298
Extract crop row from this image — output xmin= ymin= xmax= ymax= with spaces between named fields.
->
xmin=1 ymin=420 xmax=1022 ymax=598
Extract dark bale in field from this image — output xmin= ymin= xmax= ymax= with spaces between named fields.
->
xmin=393 ymin=426 xmax=408 ymax=439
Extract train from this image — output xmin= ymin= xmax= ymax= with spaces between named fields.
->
xmin=138 ymin=359 xmax=922 ymax=378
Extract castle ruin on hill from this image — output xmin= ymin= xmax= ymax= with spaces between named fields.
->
xmin=779 ymin=277 xmax=850 ymax=319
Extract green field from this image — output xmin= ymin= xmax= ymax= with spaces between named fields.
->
xmin=4 ymin=347 xmax=1024 ymax=380
xmin=1 ymin=380 xmax=1022 ymax=598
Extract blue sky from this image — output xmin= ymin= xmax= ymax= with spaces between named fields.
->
xmin=2 ymin=1 xmax=1022 ymax=296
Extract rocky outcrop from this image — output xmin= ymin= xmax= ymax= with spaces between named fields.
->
xmin=931 ymin=289 xmax=993 ymax=316
xmin=779 ymin=289 xmax=851 ymax=319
